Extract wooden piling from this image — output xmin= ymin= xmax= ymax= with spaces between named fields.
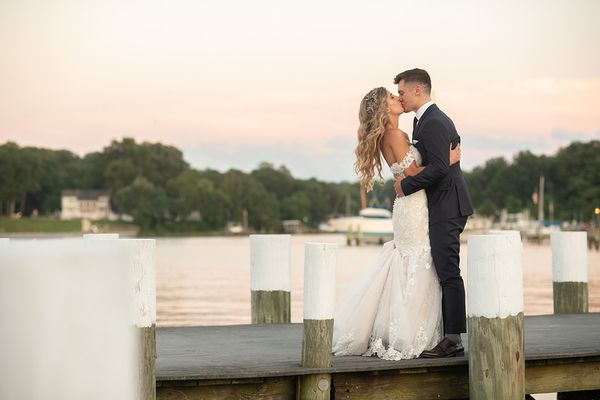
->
xmin=551 ymin=231 xmax=597 ymax=399
xmin=355 ymin=225 xmax=362 ymax=246
xmin=128 ymin=239 xmax=157 ymax=400
xmin=250 ymin=235 xmax=291 ymax=324
xmin=346 ymin=225 xmax=353 ymax=246
xmin=0 ymin=239 xmax=136 ymax=398
xmin=83 ymin=236 xmax=157 ymax=400
xmin=298 ymin=243 xmax=336 ymax=400
xmin=467 ymin=234 xmax=524 ymax=400
xmin=551 ymin=231 xmax=589 ymax=314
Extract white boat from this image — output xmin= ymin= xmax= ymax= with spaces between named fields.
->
xmin=322 ymin=207 xmax=393 ymax=245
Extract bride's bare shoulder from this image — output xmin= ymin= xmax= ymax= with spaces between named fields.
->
xmin=383 ymin=129 xmax=410 ymax=148
xmin=384 ymin=128 xmax=406 ymax=137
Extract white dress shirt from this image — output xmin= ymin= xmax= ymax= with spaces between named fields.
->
xmin=415 ymin=100 xmax=435 ymax=123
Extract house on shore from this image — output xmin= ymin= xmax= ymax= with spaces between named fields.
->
xmin=60 ymin=190 xmax=111 ymax=220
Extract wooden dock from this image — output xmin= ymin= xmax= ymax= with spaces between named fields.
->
xmin=156 ymin=313 xmax=600 ymax=399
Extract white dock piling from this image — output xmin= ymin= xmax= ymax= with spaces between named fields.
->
xmin=0 ymin=239 xmax=136 ymax=400
xmin=83 ymin=235 xmax=157 ymax=400
xmin=249 ymin=234 xmax=291 ymax=324
xmin=551 ymin=231 xmax=589 ymax=314
xmin=467 ymin=234 xmax=524 ymax=399
xmin=298 ymin=242 xmax=337 ymax=400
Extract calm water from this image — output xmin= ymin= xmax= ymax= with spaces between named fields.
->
xmin=156 ymin=234 xmax=600 ymax=327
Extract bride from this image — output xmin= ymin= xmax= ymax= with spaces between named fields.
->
xmin=332 ymin=87 xmax=461 ymax=360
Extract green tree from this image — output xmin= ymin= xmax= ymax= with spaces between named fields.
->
xmin=166 ymin=170 xmax=227 ymax=230
xmin=105 ymin=159 xmax=139 ymax=192
xmin=464 ymin=157 xmax=509 ymax=217
xmin=0 ymin=143 xmax=43 ymax=215
xmin=28 ymin=148 xmax=82 ymax=214
xmin=113 ymin=177 xmax=169 ymax=230
xmin=281 ymin=192 xmax=311 ymax=221
xmin=221 ymin=169 xmax=280 ymax=231
xmin=302 ymin=179 xmax=332 ymax=227
xmin=251 ymin=162 xmax=297 ymax=202
xmin=551 ymin=141 xmax=600 ymax=220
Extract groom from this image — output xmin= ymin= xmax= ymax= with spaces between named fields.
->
xmin=393 ymin=68 xmax=473 ymax=358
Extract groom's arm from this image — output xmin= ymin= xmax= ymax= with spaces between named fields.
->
xmin=400 ymin=119 xmax=451 ymax=196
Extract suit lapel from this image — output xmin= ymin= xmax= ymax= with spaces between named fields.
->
xmin=413 ymin=104 xmax=438 ymax=141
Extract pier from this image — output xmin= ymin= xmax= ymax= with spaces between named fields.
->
xmin=2 ymin=232 xmax=598 ymax=399
xmin=156 ymin=313 xmax=600 ymax=399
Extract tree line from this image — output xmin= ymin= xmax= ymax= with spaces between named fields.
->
xmin=0 ymin=138 xmax=598 ymax=232
xmin=465 ymin=140 xmax=599 ymax=222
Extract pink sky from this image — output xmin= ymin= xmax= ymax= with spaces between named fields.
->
xmin=1 ymin=0 xmax=599 ymax=181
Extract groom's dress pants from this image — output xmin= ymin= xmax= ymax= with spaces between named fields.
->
xmin=429 ymin=216 xmax=468 ymax=334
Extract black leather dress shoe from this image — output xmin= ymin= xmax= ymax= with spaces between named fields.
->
xmin=419 ymin=337 xmax=464 ymax=358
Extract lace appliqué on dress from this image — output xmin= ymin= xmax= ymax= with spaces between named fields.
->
xmin=390 ymin=147 xmax=416 ymax=178
xmin=364 ymin=324 xmax=431 ymax=361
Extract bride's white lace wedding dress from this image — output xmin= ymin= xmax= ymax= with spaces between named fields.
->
xmin=332 ymin=146 xmax=443 ymax=360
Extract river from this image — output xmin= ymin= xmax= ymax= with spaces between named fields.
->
xmin=155 ymin=233 xmax=600 ymax=327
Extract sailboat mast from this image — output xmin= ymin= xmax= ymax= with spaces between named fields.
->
xmin=538 ymin=175 xmax=545 ymax=225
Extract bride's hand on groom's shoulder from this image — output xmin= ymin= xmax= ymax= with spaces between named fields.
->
xmin=450 ymin=143 xmax=461 ymax=166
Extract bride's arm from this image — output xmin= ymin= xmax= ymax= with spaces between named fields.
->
xmin=404 ymin=162 xmax=424 ymax=176
xmin=405 ymin=143 xmax=461 ymax=176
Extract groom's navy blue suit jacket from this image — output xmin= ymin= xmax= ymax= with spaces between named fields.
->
xmin=400 ymin=104 xmax=474 ymax=224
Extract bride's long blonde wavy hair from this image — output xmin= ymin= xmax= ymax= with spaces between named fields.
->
xmin=354 ymin=87 xmax=388 ymax=192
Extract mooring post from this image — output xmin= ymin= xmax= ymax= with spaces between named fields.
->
xmin=298 ymin=242 xmax=336 ymax=400
xmin=355 ymin=224 xmax=362 ymax=246
xmin=127 ymin=239 xmax=157 ymax=400
xmin=468 ymin=234 xmax=524 ymax=400
xmin=551 ymin=231 xmax=588 ymax=314
xmin=250 ymin=234 xmax=291 ymax=324
xmin=0 ymin=239 xmax=136 ymax=398
xmin=83 ymin=236 xmax=157 ymax=400
xmin=346 ymin=225 xmax=353 ymax=246
xmin=550 ymin=231 xmax=598 ymax=399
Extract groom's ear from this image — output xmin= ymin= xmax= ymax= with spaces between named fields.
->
xmin=414 ymin=83 xmax=423 ymax=97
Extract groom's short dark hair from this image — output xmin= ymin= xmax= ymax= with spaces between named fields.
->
xmin=394 ymin=68 xmax=431 ymax=93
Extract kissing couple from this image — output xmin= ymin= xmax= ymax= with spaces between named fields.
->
xmin=332 ymin=68 xmax=474 ymax=359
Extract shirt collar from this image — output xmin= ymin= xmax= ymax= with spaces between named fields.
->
xmin=415 ymin=100 xmax=435 ymax=121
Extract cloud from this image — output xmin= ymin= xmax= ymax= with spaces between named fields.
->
xmin=551 ymin=129 xmax=600 ymax=142
xmin=324 ymin=135 xmax=356 ymax=152
xmin=464 ymin=134 xmax=553 ymax=153
xmin=182 ymin=136 xmax=358 ymax=182
xmin=490 ymin=78 xmax=600 ymax=95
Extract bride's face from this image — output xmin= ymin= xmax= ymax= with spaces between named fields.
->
xmin=386 ymin=91 xmax=404 ymax=115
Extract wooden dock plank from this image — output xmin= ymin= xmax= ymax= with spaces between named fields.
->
xmin=156 ymin=313 xmax=600 ymax=382
xmin=157 ymin=377 xmax=295 ymax=400
xmin=525 ymin=360 xmax=600 ymax=393
xmin=333 ymin=366 xmax=470 ymax=400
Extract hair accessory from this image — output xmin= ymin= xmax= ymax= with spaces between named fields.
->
xmin=363 ymin=88 xmax=382 ymax=117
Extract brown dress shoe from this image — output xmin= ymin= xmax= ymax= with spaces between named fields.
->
xmin=419 ymin=337 xmax=464 ymax=358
